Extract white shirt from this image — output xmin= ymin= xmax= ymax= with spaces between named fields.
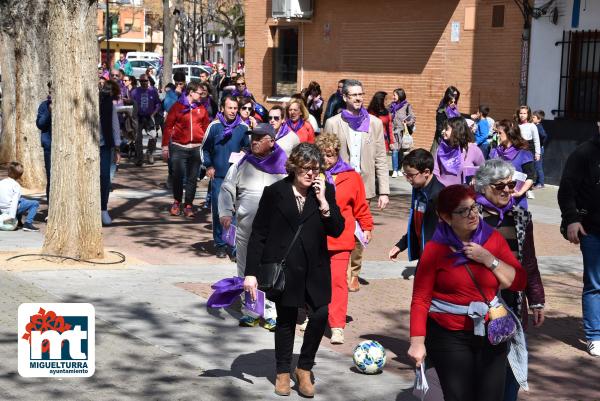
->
xmin=519 ymin=122 xmax=541 ymax=156
xmin=348 ymin=127 xmax=362 ymax=172
xmin=0 ymin=177 xmax=21 ymax=220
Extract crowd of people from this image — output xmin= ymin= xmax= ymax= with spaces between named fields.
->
xmin=1 ymin=52 xmax=597 ymax=400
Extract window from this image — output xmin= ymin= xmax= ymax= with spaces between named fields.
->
xmin=272 ymin=27 xmax=298 ymax=96
xmin=556 ymin=30 xmax=600 ymax=120
xmin=492 ymin=5 xmax=505 ymax=28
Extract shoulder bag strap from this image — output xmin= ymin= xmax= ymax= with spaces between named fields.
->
xmin=279 ymin=223 xmax=304 ymax=266
xmin=463 ymin=264 xmax=491 ymax=306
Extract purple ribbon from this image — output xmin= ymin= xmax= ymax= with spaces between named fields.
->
xmin=238 ymin=143 xmax=288 ymax=174
xmin=437 ymin=140 xmax=463 ymax=176
xmin=286 ymin=118 xmax=304 ymax=132
xmin=431 ymin=218 xmax=495 ymax=265
xmin=389 ymin=100 xmax=407 ymax=120
xmin=275 ymin=123 xmax=291 ymax=140
xmin=341 ymin=107 xmax=370 ymax=132
xmin=445 ymin=105 xmax=461 ymax=118
xmin=490 ymin=145 xmax=520 ymax=161
xmin=206 ymin=277 xmax=244 ymax=308
xmin=217 ymin=112 xmax=243 ymax=140
xmin=476 ymin=194 xmax=516 ymax=227
xmin=325 ymin=157 xmax=355 ymax=185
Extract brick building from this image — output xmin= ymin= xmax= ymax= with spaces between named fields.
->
xmin=244 ymin=0 xmax=525 ymax=148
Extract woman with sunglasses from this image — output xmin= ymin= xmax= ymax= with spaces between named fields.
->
xmin=268 ymin=105 xmax=299 ymax=156
xmin=238 ymin=96 xmax=257 ymax=129
xmin=489 ymin=120 xmax=535 ymax=209
xmin=473 ymin=159 xmax=545 ymax=401
xmin=231 ymin=76 xmax=255 ymax=101
xmin=408 ymin=184 xmax=526 ymax=401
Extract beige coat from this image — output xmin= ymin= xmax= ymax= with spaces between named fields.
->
xmin=325 ymin=113 xmax=390 ymax=199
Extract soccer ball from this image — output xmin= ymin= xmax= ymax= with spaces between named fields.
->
xmin=352 ymin=340 xmax=386 ymax=374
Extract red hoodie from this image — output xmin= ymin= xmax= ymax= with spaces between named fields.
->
xmin=162 ymin=102 xmax=210 ymax=147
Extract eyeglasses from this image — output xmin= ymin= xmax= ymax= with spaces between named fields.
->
xmin=111 ymin=74 xmax=120 ymax=78
xmin=404 ymin=171 xmax=422 ymax=179
xmin=241 ymin=106 xmax=252 ymax=111
xmin=139 ymin=79 xmax=148 ymax=82
xmin=236 ymin=82 xmax=246 ymax=86
xmin=269 ymin=116 xmax=281 ymax=121
xmin=489 ymin=181 xmax=517 ymax=191
xmin=347 ymin=93 xmax=364 ymax=98
xmin=299 ymin=166 xmax=320 ymax=175
xmin=452 ymin=203 xmax=482 ymax=218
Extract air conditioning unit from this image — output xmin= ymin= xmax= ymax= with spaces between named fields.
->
xmin=272 ymin=0 xmax=313 ymax=20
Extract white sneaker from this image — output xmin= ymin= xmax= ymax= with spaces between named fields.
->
xmin=101 ymin=211 xmax=112 ymax=226
xmin=391 ymin=171 xmax=398 ymax=178
xmin=330 ymin=328 xmax=344 ymax=344
xmin=527 ymin=190 xmax=535 ymax=199
xmin=588 ymin=340 xmax=600 ymax=357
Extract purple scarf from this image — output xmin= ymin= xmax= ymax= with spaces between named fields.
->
xmin=431 ymin=219 xmax=495 ymax=265
xmin=206 ymin=277 xmax=244 ymax=308
xmin=231 ymin=88 xmax=252 ymax=98
xmin=446 ymin=105 xmax=461 ymax=118
xmin=217 ymin=112 xmax=242 ymax=140
xmin=341 ymin=107 xmax=370 ymax=133
xmin=476 ymin=194 xmax=516 ymax=227
xmin=286 ymin=118 xmax=304 ymax=132
xmin=238 ymin=143 xmax=288 ymax=174
xmin=325 ymin=157 xmax=354 ymax=185
xmin=275 ymin=123 xmax=291 ymax=140
xmin=491 ymin=145 xmax=519 ymax=161
xmin=178 ymin=94 xmax=198 ymax=113
xmin=437 ymin=140 xmax=463 ymax=176
xmin=389 ymin=100 xmax=407 ymax=120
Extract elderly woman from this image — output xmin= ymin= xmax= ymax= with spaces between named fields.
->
xmin=408 ymin=184 xmax=527 ymax=401
xmin=244 ymin=143 xmax=344 ymax=397
xmin=433 ymin=117 xmax=485 ymax=187
xmin=474 ymin=159 xmax=545 ymax=401
xmin=286 ymin=99 xmax=315 ymax=143
xmin=315 ymin=133 xmax=373 ymax=345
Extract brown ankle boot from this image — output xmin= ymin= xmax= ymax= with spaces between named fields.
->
xmin=294 ymin=368 xmax=314 ymax=397
xmin=275 ymin=373 xmax=291 ymax=396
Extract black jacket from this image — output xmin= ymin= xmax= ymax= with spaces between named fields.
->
xmin=245 ymin=176 xmax=345 ymax=307
xmin=395 ymin=175 xmax=444 ymax=260
xmin=558 ymin=134 xmax=600 ymax=235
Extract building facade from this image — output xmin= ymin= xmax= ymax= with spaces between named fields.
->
xmin=244 ymin=0 xmax=525 ymax=149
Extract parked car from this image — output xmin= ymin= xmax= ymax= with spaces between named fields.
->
xmin=130 ymin=59 xmax=161 ymax=79
xmin=172 ymin=64 xmax=212 ymax=83
xmin=126 ymin=52 xmax=161 ymax=63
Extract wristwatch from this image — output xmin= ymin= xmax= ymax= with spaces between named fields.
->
xmin=489 ymin=258 xmax=500 ymax=271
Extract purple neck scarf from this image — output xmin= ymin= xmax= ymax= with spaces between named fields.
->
xmin=325 ymin=157 xmax=355 ymax=185
xmin=476 ymin=194 xmax=516 ymax=227
xmin=217 ymin=112 xmax=242 ymax=140
xmin=275 ymin=123 xmax=291 ymax=140
xmin=232 ymin=88 xmax=252 ymax=98
xmin=341 ymin=107 xmax=370 ymax=133
xmin=437 ymin=140 xmax=463 ymax=176
xmin=206 ymin=277 xmax=244 ymax=308
xmin=178 ymin=94 xmax=198 ymax=113
xmin=286 ymin=118 xmax=304 ymax=132
xmin=446 ymin=105 xmax=461 ymax=118
xmin=432 ymin=219 xmax=495 ymax=265
xmin=238 ymin=143 xmax=288 ymax=174
xmin=492 ymin=145 xmax=519 ymax=161
xmin=389 ymin=100 xmax=407 ymax=120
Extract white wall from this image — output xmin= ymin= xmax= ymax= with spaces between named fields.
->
xmin=527 ymin=0 xmax=600 ymax=119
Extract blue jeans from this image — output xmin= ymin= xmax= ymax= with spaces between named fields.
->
xmin=211 ymin=177 xmax=225 ymax=248
xmin=17 ymin=198 xmax=39 ymax=224
xmin=391 ymin=149 xmax=400 ymax=172
xmin=534 ymin=146 xmax=545 ymax=186
xmin=171 ymin=145 xmax=201 ymax=205
xmin=581 ymin=233 xmax=600 ymax=340
xmin=100 ymin=145 xmax=112 ymax=211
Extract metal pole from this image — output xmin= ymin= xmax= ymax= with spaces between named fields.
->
xmin=193 ymin=0 xmax=197 ymax=61
xmin=106 ymin=0 xmax=111 ymax=67
xmin=200 ymin=0 xmax=205 ymax=63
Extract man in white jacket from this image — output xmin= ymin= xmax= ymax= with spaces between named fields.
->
xmin=0 ymin=162 xmax=40 ymax=231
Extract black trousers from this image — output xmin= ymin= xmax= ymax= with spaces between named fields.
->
xmin=170 ymin=144 xmax=201 ymax=205
xmin=275 ymin=295 xmax=328 ymax=374
xmin=426 ymin=319 xmax=508 ymax=401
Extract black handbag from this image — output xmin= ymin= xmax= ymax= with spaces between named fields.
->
xmin=256 ymin=223 xmax=304 ymax=298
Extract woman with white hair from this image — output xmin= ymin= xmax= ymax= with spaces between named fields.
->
xmin=474 ymin=158 xmax=546 ymax=401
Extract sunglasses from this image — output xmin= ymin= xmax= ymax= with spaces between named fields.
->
xmin=269 ymin=116 xmax=281 ymax=121
xmin=236 ymin=82 xmax=246 ymax=86
xmin=111 ymin=74 xmax=119 ymax=78
xmin=241 ymin=106 xmax=252 ymax=111
xmin=139 ymin=80 xmax=148 ymax=82
xmin=452 ymin=203 xmax=482 ymax=218
xmin=490 ymin=181 xmax=517 ymax=190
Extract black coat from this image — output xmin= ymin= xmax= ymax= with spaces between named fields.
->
xmin=245 ymin=176 xmax=345 ymax=307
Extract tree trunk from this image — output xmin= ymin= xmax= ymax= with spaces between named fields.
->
xmin=0 ymin=33 xmax=17 ymax=164
xmin=42 ymin=0 xmax=104 ymax=260
xmin=162 ymin=0 xmax=182 ymax=88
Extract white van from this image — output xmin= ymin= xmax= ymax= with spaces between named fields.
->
xmin=126 ymin=52 xmax=161 ymax=62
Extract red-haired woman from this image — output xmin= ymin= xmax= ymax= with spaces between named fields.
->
xmin=408 ymin=184 xmax=526 ymax=401
xmin=285 ymin=99 xmax=315 ymax=143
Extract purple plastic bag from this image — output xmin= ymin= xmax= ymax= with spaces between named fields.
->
xmin=487 ymin=315 xmax=517 ymax=345
xmin=221 ymin=224 xmax=236 ymax=247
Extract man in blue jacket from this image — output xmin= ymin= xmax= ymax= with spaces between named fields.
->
xmin=203 ymin=95 xmax=249 ymax=258
xmin=36 ymin=82 xmax=52 ymax=203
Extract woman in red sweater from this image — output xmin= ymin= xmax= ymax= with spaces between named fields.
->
xmin=286 ymin=99 xmax=315 ymax=143
xmin=408 ymin=185 xmax=526 ymax=401
xmin=316 ymin=133 xmax=373 ymax=345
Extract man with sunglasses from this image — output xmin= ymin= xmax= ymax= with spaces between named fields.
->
xmin=131 ymin=74 xmax=161 ymax=165
xmin=268 ymin=105 xmax=299 ymax=156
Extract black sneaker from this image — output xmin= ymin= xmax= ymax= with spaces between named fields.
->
xmin=23 ymin=223 xmax=40 ymax=232
xmin=215 ymin=247 xmax=228 ymax=259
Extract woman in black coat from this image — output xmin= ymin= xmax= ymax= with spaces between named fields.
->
xmin=244 ymin=143 xmax=344 ymax=398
